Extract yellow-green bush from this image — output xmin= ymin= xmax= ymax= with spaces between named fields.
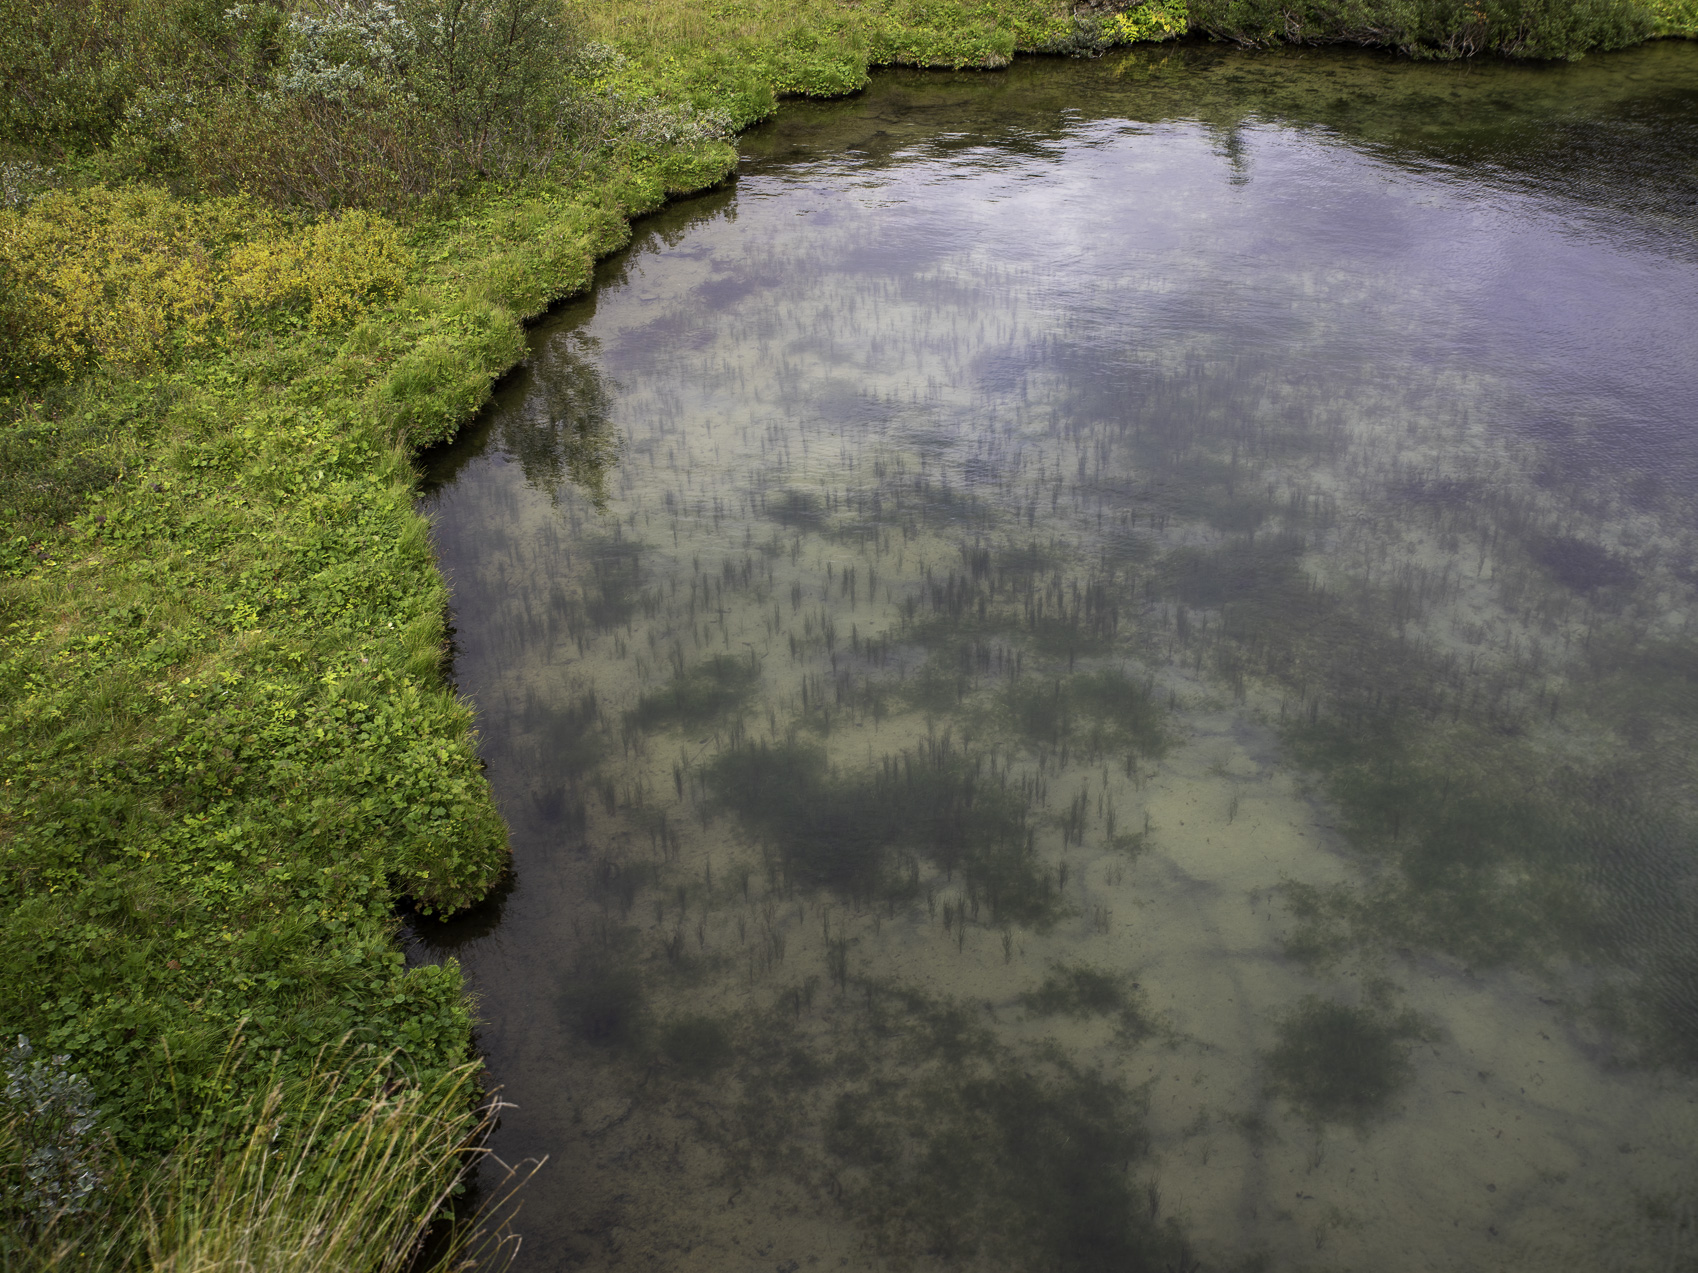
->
xmin=1113 ymin=0 xmax=1190 ymax=41
xmin=223 ymin=210 xmax=411 ymax=332
xmin=0 ymin=188 xmax=413 ymax=382
xmin=0 ymin=187 xmax=247 ymax=375
xmin=1649 ymin=0 xmax=1697 ymax=34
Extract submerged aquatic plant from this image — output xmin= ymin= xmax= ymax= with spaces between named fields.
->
xmin=561 ymin=958 xmax=648 ymax=1048
xmin=628 ymin=654 xmax=761 ymax=730
xmin=1002 ymin=668 xmax=1167 ymax=757
xmin=1264 ymin=997 xmax=1433 ymax=1126
xmin=703 ymin=736 xmax=1051 ymax=920
xmin=829 ymin=1053 xmax=1185 ymax=1272
xmin=659 ymin=1015 xmax=735 ymax=1078
xmin=1020 ymin=963 xmax=1157 ymax=1039
xmin=717 ymin=978 xmax=1188 ymax=1273
xmin=496 ymin=341 xmax=621 ymax=508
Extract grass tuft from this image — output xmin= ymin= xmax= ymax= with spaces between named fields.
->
xmin=1 ymin=1036 xmax=538 ymax=1273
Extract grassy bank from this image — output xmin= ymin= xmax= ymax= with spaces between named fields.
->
xmin=1 ymin=0 xmax=1692 ymax=1262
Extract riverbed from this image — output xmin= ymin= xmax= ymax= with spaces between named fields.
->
xmin=419 ymin=41 xmax=1698 ymax=1273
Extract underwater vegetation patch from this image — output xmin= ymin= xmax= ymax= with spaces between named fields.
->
xmin=1164 ymin=488 xmax=1698 ymax=1067
xmin=561 ymin=957 xmax=648 ymax=1049
xmin=876 ymin=473 xmax=990 ymax=531
xmin=1020 ymin=962 xmax=1157 ymax=1039
xmin=901 ymin=655 xmax=979 ymax=716
xmin=566 ymin=534 xmax=649 ymax=635
xmin=521 ymin=685 xmax=605 ymax=782
xmin=1531 ymin=534 xmax=1637 ymax=594
xmin=1153 ymin=532 xmax=1309 ymax=610
xmin=1002 ymin=667 xmax=1167 ymax=759
xmin=766 ymin=488 xmax=827 ymax=530
xmin=1263 ymin=996 xmax=1433 ymax=1126
xmin=1025 ymin=600 xmax=1122 ymax=663
xmin=720 ymin=980 xmax=1190 ymax=1273
xmin=1391 ymin=473 xmax=1483 ymax=510
xmin=496 ymin=342 xmax=620 ymax=506
xmin=660 ymin=1014 xmax=735 ymax=1078
xmin=896 ymin=540 xmax=1126 ymax=666
xmin=628 ymin=653 xmax=762 ymax=730
xmin=1291 ymin=670 xmax=1698 ymax=1072
xmin=1280 ymin=713 xmax=1606 ymax=966
xmin=1581 ymin=813 xmax=1698 ymax=1070
xmin=1578 ymin=635 xmax=1698 ymax=732
xmin=830 ymin=1057 xmax=1186 ymax=1272
xmin=703 ymin=741 xmax=886 ymax=895
xmin=991 ymin=539 xmax=1064 ymax=580
xmin=1612 ymin=941 xmax=1698 ymax=1071
xmin=703 ymin=735 xmax=1052 ymax=921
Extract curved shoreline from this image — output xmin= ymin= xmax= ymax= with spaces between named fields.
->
xmin=1 ymin=2 xmax=1694 ymax=1262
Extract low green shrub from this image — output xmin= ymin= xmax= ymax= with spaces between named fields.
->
xmin=1188 ymin=0 xmax=1656 ymax=58
xmin=2 ymin=0 xmax=584 ymax=206
xmin=1648 ymin=0 xmax=1698 ymax=32
xmin=0 ymin=0 xmax=284 ymax=159
xmin=1112 ymin=0 xmax=1192 ymax=40
xmin=869 ymin=19 xmax=1019 ymax=67
xmin=184 ymin=89 xmax=459 ymax=213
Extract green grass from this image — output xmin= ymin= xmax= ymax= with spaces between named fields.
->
xmin=0 ymin=175 xmax=669 ymax=1162
xmin=1650 ymin=0 xmax=1698 ymax=33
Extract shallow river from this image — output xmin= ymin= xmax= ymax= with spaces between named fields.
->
xmin=419 ymin=42 xmax=1698 ymax=1273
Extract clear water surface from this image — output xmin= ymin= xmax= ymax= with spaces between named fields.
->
xmin=419 ymin=41 xmax=1698 ymax=1273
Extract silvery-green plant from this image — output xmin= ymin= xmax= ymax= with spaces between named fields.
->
xmin=274 ymin=1 xmax=416 ymax=99
xmin=561 ymin=41 xmax=733 ymax=154
xmin=569 ymin=40 xmax=628 ymax=84
xmin=0 ymin=159 xmax=52 ymax=209
xmin=1 ymin=1036 xmax=105 ymax=1229
xmin=258 ymin=0 xmax=579 ymax=176
xmin=558 ymin=89 xmax=736 ymax=161
xmin=628 ymin=100 xmax=737 ymax=148
xmin=400 ymin=0 xmax=572 ymax=159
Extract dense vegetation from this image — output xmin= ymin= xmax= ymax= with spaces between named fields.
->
xmin=1 ymin=0 xmax=1691 ymax=1265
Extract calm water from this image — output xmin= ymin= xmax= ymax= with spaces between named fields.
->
xmin=420 ymin=42 xmax=1698 ymax=1273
